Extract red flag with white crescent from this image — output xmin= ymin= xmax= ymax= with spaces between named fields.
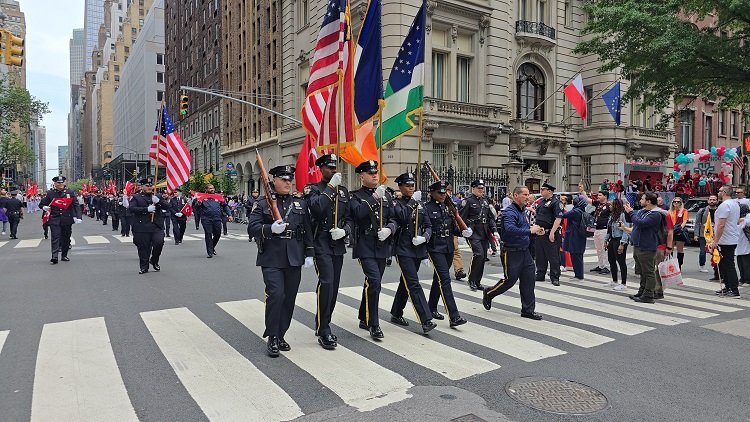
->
xmin=180 ymin=202 xmax=193 ymax=217
xmin=295 ymin=134 xmax=322 ymax=191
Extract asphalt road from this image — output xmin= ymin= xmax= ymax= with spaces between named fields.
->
xmin=1 ymin=214 xmax=749 ymax=422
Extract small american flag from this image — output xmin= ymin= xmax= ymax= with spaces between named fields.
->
xmin=150 ymin=106 xmax=191 ymax=192
xmin=732 ymin=146 xmax=744 ymax=170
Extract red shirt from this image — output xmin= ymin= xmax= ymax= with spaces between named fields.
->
xmin=657 ymin=212 xmax=675 ymax=251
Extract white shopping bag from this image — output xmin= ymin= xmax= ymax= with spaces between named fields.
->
xmin=658 ymin=255 xmax=683 ymax=288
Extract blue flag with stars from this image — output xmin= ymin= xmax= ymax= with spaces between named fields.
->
xmin=602 ymin=82 xmax=621 ymax=126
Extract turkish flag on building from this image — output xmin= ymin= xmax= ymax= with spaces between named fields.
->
xmin=180 ymin=202 xmax=193 ymax=217
xmin=563 ymin=74 xmax=587 ymax=121
xmin=295 ymin=134 xmax=322 ymax=192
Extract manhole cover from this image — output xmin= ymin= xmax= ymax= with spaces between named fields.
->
xmin=505 ymin=377 xmax=608 ymax=415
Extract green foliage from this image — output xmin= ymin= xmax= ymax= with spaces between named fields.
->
xmin=67 ymin=178 xmax=90 ymax=192
xmin=0 ymin=74 xmax=50 ymax=131
xmin=0 ymin=133 xmax=34 ymax=168
xmin=215 ymin=173 xmax=237 ymax=195
xmin=181 ymin=170 xmax=209 ymax=194
xmin=575 ymin=0 xmax=750 ymax=113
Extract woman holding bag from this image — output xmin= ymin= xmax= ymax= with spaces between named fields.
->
xmin=667 ymin=197 xmax=689 ymax=269
xmin=604 ymin=199 xmax=631 ymax=290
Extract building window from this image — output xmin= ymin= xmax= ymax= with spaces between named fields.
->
xmin=215 ymin=142 xmax=220 ymax=170
xmin=719 ymin=111 xmax=726 ymax=136
xmin=585 ymin=86 xmax=593 ymax=126
xmin=538 ymin=0 xmax=548 ymax=24
xmin=680 ymin=110 xmax=694 ymax=152
xmin=156 ymin=53 xmax=163 ymax=64
xmin=519 ymin=0 xmax=529 ymax=20
xmin=457 ymin=57 xmax=471 ymax=103
xmin=209 ymin=143 xmax=214 ymax=171
xmin=298 ymin=0 xmax=308 ymax=28
xmin=432 ymin=52 xmax=447 ymax=99
xmin=203 ymin=145 xmax=207 ymax=170
xmin=516 ymin=63 xmax=545 ymax=121
xmin=157 ymin=91 xmax=164 ymax=101
xmin=564 ymin=1 xmax=572 ymax=26
xmin=581 ymin=156 xmax=592 ymax=187
xmin=731 ymin=111 xmax=738 ymax=137
xmin=456 ymin=145 xmax=474 ymax=171
xmin=433 ymin=143 xmax=448 ymax=169
xmin=705 ymin=115 xmax=713 ymax=148
xmin=156 ymin=72 xmax=164 ymax=83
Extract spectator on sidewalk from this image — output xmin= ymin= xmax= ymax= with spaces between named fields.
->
xmin=667 ymin=196 xmax=689 ymax=269
xmin=711 ymin=186 xmax=742 ymax=297
xmin=561 ymin=196 xmax=588 ymax=280
xmin=605 ymin=199 xmax=630 ymax=290
xmin=590 ymin=191 xmax=611 ymax=275
xmin=694 ymin=195 xmax=719 ymax=277
xmin=735 ymin=204 xmax=750 ymax=287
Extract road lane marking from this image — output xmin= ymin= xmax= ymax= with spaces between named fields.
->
xmin=31 ymin=318 xmax=138 ymax=422
xmin=15 ymin=239 xmax=42 ymax=248
xmin=141 ymin=307 xmax=303 ymax=422
xmin=0 ymin=330 xmax=7 ymax=355
xmin=83 ymin=235 xmax=109 ymax=244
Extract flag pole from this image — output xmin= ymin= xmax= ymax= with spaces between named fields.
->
xmin=522 ymin=68 xmax=582 ymax=121
xmin=152 ymin=101 xmax=165 ymax=222
xmin=378 ymin=109 xmax=384 ymax=228
xmin=415 ymin=109 xmax=424 ymax=231
xmin=558 ymin=79 xmax=619 ymax=126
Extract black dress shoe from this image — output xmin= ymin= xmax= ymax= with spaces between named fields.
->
xmin=330 ymin=334 xmax=338 ymax=342
xmin=151 ymin=262 xmax=161 ymax=271
xmin=449 ymin=317 xmax=467 ymax=327
xmin=521 ymin=312 xmax=543 ymax=320
xmin=369 ymin=325 xmax=384 ymax=339
xmin=318 ymin=334 xmax=337 ymax=350
xmin=139 ymin=269 xmax=149 ymax=274
xmin=359 ymin=320 xmax=368 ymax=330
xmin=535 ymin=277 xmax=545 ymax=282
xmin=422 ymin=321 xmax=437 ymax=333
xmin=632 ymin=295 xmax=655 ymax=304
xmin=212 ymin=251 xmax=217 ymax=256
xmin=278 ymin=338 xmax=291 ymax=352
xmin=551 ymin=279 xmax=560 ymax=286
xmin=431 ymin=311 xmax=444 ymax=320
xmin=267 ymin=337 xmax=280 ymax=357
xmin=482 ymin=288 xmax=492 ymax=310
xmin=61 ymin=256 xmax=70 ymax=262
xmin=653 ymin=292 xmax=664 ymax=299
xmin=207 ymin=254 xmax=213 ymax=258
xmin=469 ymin=283 xmax=478 ymax=291
xmin=44 ymin=234 xmax=48 ymax=239
xmin=390 ymin=316 xmax=409 ymax=326
xmin=50 ymin=258 xmax=58 ymax=265
xmin=455 ymin=270 xmax=466 ymax=280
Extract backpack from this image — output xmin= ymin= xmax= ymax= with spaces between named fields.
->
xmin=656 ymin=212 xmax=668 ymax=246
xmin=578 ymin=210 xmax=595 ymax=237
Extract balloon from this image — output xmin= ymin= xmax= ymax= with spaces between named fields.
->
xmin=725 ymin=149 xmax=735 ymax=160
xmin=673 ymin=171 xmax=681 ymax=178
xmin=710 ymin=146 xmax=717 ymax=156
xmin=717 ymin=146 xmax=726 ymax=157
xmin=673 ymin=163 xmax=680 ymax=171
xmin=699 ymin=180 xmax=707 ymax=187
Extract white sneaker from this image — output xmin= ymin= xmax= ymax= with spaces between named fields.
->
xmin=699 ymin=266 xmax=709 ymax=273
xmin=613 ymin=284 xmax=627 ymax=291
xmin=1 ymin=231 xmax=5 ymax=235
xmin=606 ymin=281 xmax=617 ymax=288
xmin=560 ymin=266 xmax=567 ymax=272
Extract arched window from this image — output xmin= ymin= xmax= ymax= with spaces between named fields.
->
xmin=209 ymin=143 xmax=214 ymax=172
xmin=203 ymin=145 xmax=207 ymax=170
xmin=215 ymin=140 xmax=220 ymax=171
xmin=516 ymin=63 xmax=545 ymax=121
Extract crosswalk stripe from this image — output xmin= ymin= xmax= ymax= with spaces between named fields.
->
xmin=70 ymin=237 xmax=75 ymax=245
xmin=0 ymin=330 xmax=7 ymax=354
xmin=583 ymin=255 xmax=598 ymax=263
xmin=479 ymin=276 xmax=689 ymax=325
xmin=141 ymin=307 xmax=303 ymax=422
xmin=31 ymin=318 xmax=138 ymax=422
xmin=417 ymin=282 xmax=615 ymax=348
xmin=15 ymin=239 xmax=42 ymax=248
xmin=540 ymin=278 xmax=720 ymax=319
xmin=220 ymin=299 xmax=413 ymax=412
xmin=680 ymin=277 xmax=726 ymax=292
xmin=341 ymin=285 xmax=566 ymax=362
xmin=181 ymin=235 xmax=201 ymax=241
xmin=83 ymin=235 xmax=109 ymax=244
xmin=580 ymin=273 xmax=745 ymax=312
xmin=295 ymin=292 xmax=500 ymax=380
xmin=0 ymin=241 xmax=7 ymax=249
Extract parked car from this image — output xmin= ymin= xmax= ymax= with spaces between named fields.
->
xmin=684 ymin=198 xmax=710 ymax=244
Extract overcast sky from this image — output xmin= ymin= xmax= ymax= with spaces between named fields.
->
xmin=22 ymin=0 xmax=85 ymax=184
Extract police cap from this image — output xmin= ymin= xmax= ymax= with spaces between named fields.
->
xmin=138 ymin=177 xmax=154 ymax=185
xmin=315 ymin=154 xmax=338 ymax=168
xmin=541 ymin=182 xmax=556 ymax=191
xmin=394 ymin=172 xmax=416 ymax=185
xmin=270 ymin=165 xmax=295 ymax=180
xmin=355 ymin=160 xmax=379 ymax=174
xmin=470 ymin=179 xmax=485 ymax=188
xmin=52 ymin=175 xmax=67 ymax=183
xmin=429 ymin=181 xmax=449 ymax=193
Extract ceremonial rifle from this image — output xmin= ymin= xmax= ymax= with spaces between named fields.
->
xmin=424 ymin=161 xmax=468 ymax=232
xmin=255 ymin=149 xmax=282 ymax=221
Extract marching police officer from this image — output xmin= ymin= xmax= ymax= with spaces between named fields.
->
xmin=195 ymin=184 xmax=232 ymax=258
xmin=534 ymin=183 xmax=564 ymax=286
xmin=483 ymin=186 xmax=544 ymax=320
xmin=248 ymin=165 xmax=314 ymax=357
xmin=128 ymin=178 xmax=170 ymax=274
xmin=459 ymin=179 xmax=499 ymax=291
xmin=389 ymin=172 xmax=436 ymax=333
xmin=161 ymin=191 xmax=172 ymax=238
xmin=40 ymin=176 xmax=82 ymax=264
xmin=349 ymin=160 xmax=398 ymax=339
xmin=305 ymin=154 xmax=351 ymax=349
xmin=3 ymin=189 xmax=23 ymax=239
xmin=109 ymin=194 xmax=120 ymax=231
xmin=169 ymin=188 xmax=188 ymax=244
xmin=118 ymin=191 xmax=132 ymax=237
xmin=425 ymin=181 xmax=470 ymax=327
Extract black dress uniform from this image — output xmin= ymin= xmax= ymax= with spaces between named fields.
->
xmin=128 ymin=179 xmax=170 ymax=274
xmin=534 ymin=183 xmax=564 ymax=286
xmin=169 ymin=191 xmax=188 ymax=244
xmin=109 ymin=196 xmax=120 ymax=231
xmin=483 ymin=199 xmax=542 ymax=320
xmin=306 ymin=154 xmax=351 ymax=349
xmin=3 ymin=193 xmax=23 ymax=239
xmin=248 ymin=165 xmax=314 ymax=357
xmin=39 ymin=176 xmax=82 ymax=263
xmin=349 ymin=160 xmax=398 ymax=339
xmin=425 ymin=181 xmax=468 ymax=327
xmin=97 ymin=195 xmax=108 ymax=224
xmin=118 ymin=194 xmax=131 ymax=236
xmin=161 ymin=193 xmax=172 ymax=237
xmin=389 ymin=172 xmax=436 ymax=333
xmin=459 ymin=179 xmax=498 ymax=290
xmin=195 ymin=191 xmax=231 ymax=257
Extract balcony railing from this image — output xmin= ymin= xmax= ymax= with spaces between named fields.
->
xmin=515 ymin=20 xmax=556 ymax=41
xmin=424 ymin=97 xmax=504 ymax=120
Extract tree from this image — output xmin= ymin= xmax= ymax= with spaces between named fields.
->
xmin=575 ymin=0 xmax=750 ymax=113
xmin=0 ymin=75 xmax=50 ymax=177
xmin=67 ymin=178 xmax=90 ymax=192
xmin=180 ymin=170 xmax=208 ymax=194
xmin=215 ymin=173 xmax=237 ymax=195
xmin=0 ymin=133 xmax=34 ymax=171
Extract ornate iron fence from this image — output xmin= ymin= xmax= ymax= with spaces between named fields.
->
xmin=408 ymin=162 xmax=509 ymax=201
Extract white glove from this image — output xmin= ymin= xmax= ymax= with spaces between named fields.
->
xmin=462 ymin=228 xmax=473 ymax=238
xmin=412 ymin=235 xmax=426 ymax=246
xmin=175 ymin=212 xmax=183 ymax=217
xmin=373 ymin=185 xmax=386 ymax=200
xmin=152 ymin=195 xmax=160 ymax=204
xmin=147 ymin=205 xmax=156 ymax=212
xmin=42 ymin=206 xmax=50 ymax=211
xmin=330 ymin=227 xmax=346 ymax=240
xmin=122 ymin=197 xmax=129 ymax=207
xmin=328 ymin=172 xmax=342 ymax=188
xmin=73 ymin=218 xmax=82 ymax=224
xmin=493 ymin=232 xmax=500 ymax=241
xmin=377 ymin=227 xmax=392 ymax=241
xmin=411 ymin=190 xmax=422 ymax=202
xmin=303 ymin=257 xmax=314 ymax=268
xmin=271 ymin=219 xmax=287 ymax=234
xmin=422 ymin=258 xmax=432 ymax=269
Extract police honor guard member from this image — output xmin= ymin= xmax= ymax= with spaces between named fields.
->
xmin=534 ymin=183 xmax=564 ymax=286
xmin=459 ymin=179 xmax=499 ymax=291
xmin=424 ymin=181 xmax=470 ymax=327
xmin=169 ymin=188 xmax=188 ymax=244
xmin=128 ymin=178 xmax=171 ymax=274
xmin=248 ymin=165 xmax=314 ymax=357
xmin=305 ymin=154 xmax=351 ymax=350
xmin=349 ymin=160 xmax=398 ymax=339
xmin=388 ymin=172 xmax=436 ymax=333
xmin=161 ymin=191 xmax=172 ymax=238
xmin=40 ymin=176 xmax=82 ymax=264
xmin=118 ymin=191 xmax=132 ymax=237
xmin=195 ymin=184 xmax=232 ymax=258
xmin=482 ymin=186 xmax=544 ymax=320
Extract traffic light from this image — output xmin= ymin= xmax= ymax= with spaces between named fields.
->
xmin=179 ymin=95 xmax=189 ymax=116
xmin=1 ymin=29 xmax=24 ymax=67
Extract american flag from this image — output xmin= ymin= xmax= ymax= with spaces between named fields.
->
xmin=732 ymin=146 xmax=744 ymax=170
xmin=300 ymin=0 xmax=353 ymax=151
xmin=150 ymin=106 xmax=191 ymax=192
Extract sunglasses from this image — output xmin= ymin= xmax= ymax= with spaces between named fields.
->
xmin=672 ymin=201 xmax=681 ymax=204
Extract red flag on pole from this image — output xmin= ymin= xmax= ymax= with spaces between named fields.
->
xmin=295 ymin=135 xmax=322 ymax=191
xmin=180 ymin=202 xmax=193 ymax=217
xmin=124 ymin=181 xmax=134 ymax=196
xmin=563 ymin=74 xmax=587 ymax=121
xmin=42 ymin=209 xmax=50 ymax=225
